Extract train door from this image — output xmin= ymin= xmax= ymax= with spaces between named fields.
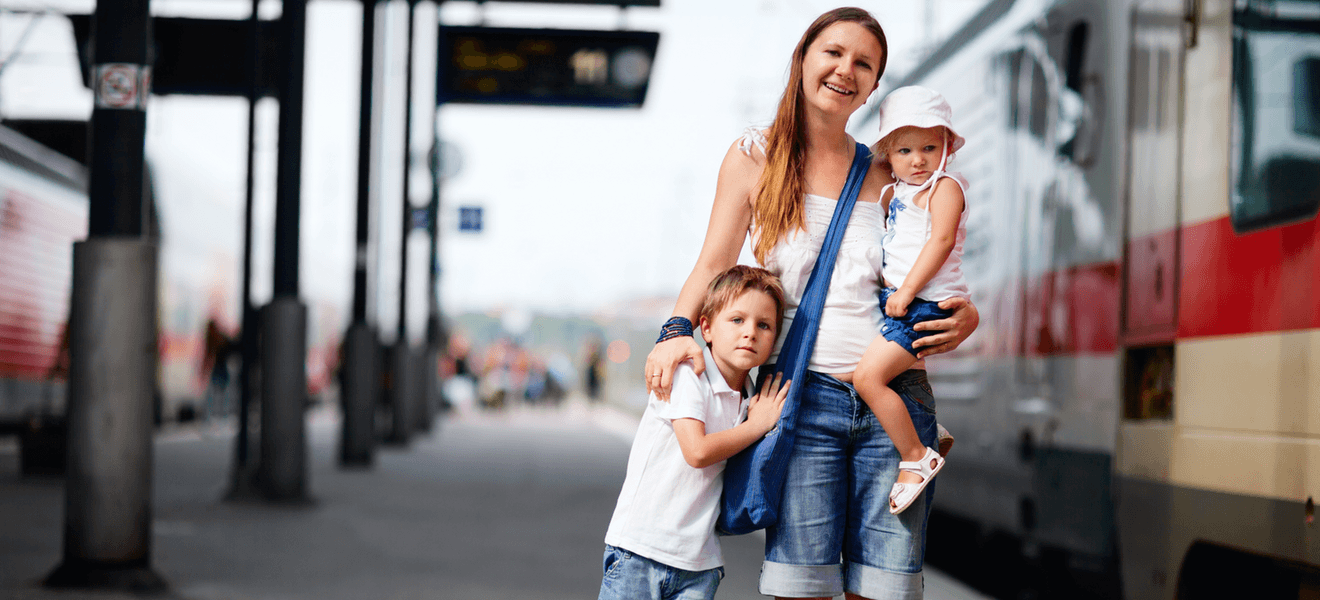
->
xmin=996 ymin=39 xmax=1062 ymax=543
xmin=1115 ymin=2 xmax=1186 ymax=597
xmin=1120 ymin=0 xmax=1185 ymax=423
xmin=1003 ymin=6 xmax=1125 ymax=579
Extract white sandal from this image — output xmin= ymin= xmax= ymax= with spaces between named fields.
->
xmin=888 ymin=446 xmax=944 ymax=514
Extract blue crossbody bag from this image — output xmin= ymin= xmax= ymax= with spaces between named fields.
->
xmin=717 ymin=141 xmax=871 ymax=536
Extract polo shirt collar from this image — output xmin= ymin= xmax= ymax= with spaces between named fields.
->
xmin=701 ymin=346 xmax=754 ymax=398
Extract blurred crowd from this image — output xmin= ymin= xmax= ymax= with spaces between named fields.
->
xmin=439 ymin=332 xmax=607 ymax=411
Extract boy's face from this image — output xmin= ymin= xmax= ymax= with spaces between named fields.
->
xmin=886 ymin=126 xmax=950 ymax=186
xmin=700 ymin=289 xmax=779 ymax=378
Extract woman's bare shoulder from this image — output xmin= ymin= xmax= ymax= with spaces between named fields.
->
xmin=858 ymin=159 xmax=894 ymax=203
xmin=736 ymin=126 xmax=769 ymax=159
xmin=720 ymin=133 xmax=767 ymax=186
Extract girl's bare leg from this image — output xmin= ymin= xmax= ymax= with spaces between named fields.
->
xmin=853 ymin=335 xmax=927 ymax=486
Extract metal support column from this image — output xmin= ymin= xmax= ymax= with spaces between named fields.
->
xmin=386 ymin=0 xmax=418 ymax=444
xmin=423 ymin=0 xmax=446 ymax=426
xmin=228 ymin=0 xmax=264 ymax=499
xmin=341 ymin=0 xmax=379 ymax=468
xmin=257 ymin=0 xmax=311 ymax=502
xmin=45 ymin=0 xmax=164 ymax=590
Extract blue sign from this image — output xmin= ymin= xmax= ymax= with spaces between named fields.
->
xmin=459 ymin=206 xmax=483 ymax=232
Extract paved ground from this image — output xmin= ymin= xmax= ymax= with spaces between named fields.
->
xmin=0 ymin=397 xmax=990 ymax=600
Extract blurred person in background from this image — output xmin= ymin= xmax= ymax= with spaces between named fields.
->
xmin=199 ymin=317 xmax=236 ymax=422
xmin=583 ymin=335 xmax=604 ymax=403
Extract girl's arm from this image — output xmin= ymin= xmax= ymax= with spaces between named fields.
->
xmin=885 ymin=177 xmax=965 ymax=317
xmin=644 ymin=140 xmax=760 ymax=399
xmin=672 ymin=374 xmax=789 ymax=468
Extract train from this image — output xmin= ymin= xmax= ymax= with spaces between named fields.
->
xmin=0 ymin=117 xmax=343 ymax=444
xmin=849 ymin=0 xmax=1320 ymax=597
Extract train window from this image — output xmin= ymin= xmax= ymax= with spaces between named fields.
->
xmin=1004 ymin=49 xmax=1049 ymax=141
xmin=1061 ymin=22 xmax=1091 ymax=161
xmin=1155 ymin=49 xmax=1171 ymax=131
xmin=1123 ymin=345 xmax=1174 ymax=420
xmin=1064 ymin=22 xmax=1090 ymax=92
xmin=1297 ymin=58 xmax=1319 ymax=138
xmin=1229 ymin=3 xmax=1320 ymax=232
xmin=1006 ymin=50 xmax=1025 ymax=130
xmin=1130 ymin=47 xmax=1152 ymax=131
xmin=1028 ymin=61 xmax=1049 ymax=140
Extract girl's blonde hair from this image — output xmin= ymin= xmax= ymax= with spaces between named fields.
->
xmin=751 ymin=7 xmax=887 ymax=266
xmin=872 ymin=125 xmax=956 ymax=172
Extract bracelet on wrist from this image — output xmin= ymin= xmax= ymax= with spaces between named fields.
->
xmin=656 ymin=316 xmax=694 ymax=344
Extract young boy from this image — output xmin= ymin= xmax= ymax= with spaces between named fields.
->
xmin=598 ymin=265 xmax=791 ymax=600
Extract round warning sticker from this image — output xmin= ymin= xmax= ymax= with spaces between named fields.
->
xmin=95 ymin=63 xmax=146 ymax=110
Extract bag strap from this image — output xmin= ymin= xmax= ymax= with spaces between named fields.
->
xmin=774 ymin=142 xmax=870 ymax=380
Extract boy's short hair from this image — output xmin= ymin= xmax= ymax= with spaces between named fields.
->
xmin=699 ymin=265 xmax=786 ymax=334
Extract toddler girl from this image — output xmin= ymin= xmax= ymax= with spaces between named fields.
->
xmin=854 ymin=85 xmax=971 ymax=514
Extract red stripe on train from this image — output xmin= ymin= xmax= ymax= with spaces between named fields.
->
xmin=971 ymin=213 xmax=1318 ymax=357
xmin=1178 ymin=215 xmax=1320 ymax=338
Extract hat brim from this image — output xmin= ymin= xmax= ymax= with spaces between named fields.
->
xmin=877 ymin=115 xmax=966 ymax=154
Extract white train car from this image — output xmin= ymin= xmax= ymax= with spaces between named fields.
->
xmin=854 ymin=0 xmax=1320 ymax=597
xmin=0 ymin=118 xmax=343 ymax=433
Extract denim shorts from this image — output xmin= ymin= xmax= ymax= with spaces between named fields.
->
xmin=597 ymin=545 xmax=723 ymax=600
xmin=879 ymin=287 xmax=954 ymax=356
xmin=758 ymin=368 xmax=938 ymax=599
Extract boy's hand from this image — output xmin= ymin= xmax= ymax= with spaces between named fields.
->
xmin=885 ymin=288 xmax=915 ymax=318
xmin=746 ymin=372 xmax=790 ymax=435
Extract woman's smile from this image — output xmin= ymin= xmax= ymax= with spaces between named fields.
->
xmin=823 ymin=82 xmax=855 ymax=96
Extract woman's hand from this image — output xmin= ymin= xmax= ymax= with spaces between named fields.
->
xmin=645 ymin=336 xmax=704 ymax=400
xmin=745 ymin=372 xmax=790 ymax=435
xmin=910 ymin=297 xmax=979 ymax=359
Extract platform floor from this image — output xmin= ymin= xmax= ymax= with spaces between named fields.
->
xmin=0 ymin=397 xmax=990 ymax=600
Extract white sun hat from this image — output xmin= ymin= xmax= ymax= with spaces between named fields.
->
xmin=875 ymin=85 xmax=966 ymax=154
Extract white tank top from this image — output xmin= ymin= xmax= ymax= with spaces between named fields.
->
xmin=880 ymin=174 xmax=970 ymax=301
xmin=740 ymin=128 xmax=883 ymax=373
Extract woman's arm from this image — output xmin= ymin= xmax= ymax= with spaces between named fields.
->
xmin=645 ymin=140 xmax=760 ymax=399
xmin=885 ymin=178 xmax=965 ymax=317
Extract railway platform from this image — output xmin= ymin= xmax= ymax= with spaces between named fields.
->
xmin=0 ymin=396 xmax=989 ymax=600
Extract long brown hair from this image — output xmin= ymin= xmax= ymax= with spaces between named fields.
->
xmin=751 ymin=7 xmax=887 ymax=265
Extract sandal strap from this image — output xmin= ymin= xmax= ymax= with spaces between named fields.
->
xmin=897 ymin=447 xmax=942 ymax=476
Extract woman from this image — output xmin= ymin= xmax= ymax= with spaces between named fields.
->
xmin=644 ymin=8 xmax=978 ymax=600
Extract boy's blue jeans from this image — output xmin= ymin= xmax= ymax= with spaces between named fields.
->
xmin=597 ymin=545 xmax=723 ymax=600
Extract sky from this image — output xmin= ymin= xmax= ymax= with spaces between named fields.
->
xmin=0 ymin=0 xmax=989 ymax=340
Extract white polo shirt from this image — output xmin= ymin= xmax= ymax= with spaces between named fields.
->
xmin=603 ymin=346 xmax=752 ymax=571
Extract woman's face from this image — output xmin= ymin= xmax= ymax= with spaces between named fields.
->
xmin=800 ymin=21 xmax=884 ymax=118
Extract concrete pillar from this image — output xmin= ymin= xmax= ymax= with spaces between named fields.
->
xmin=257 ymin=298 xmax=310 ymax=502
xmin=339 ymin=322 xmax=376 ymax=466
xmin=414 ymin=343 xmax=437 ymax=433
xmin=46 ymin=240 xmax=164 ymax=591
xmin=384 ymin=343 xmax=412 ymax=445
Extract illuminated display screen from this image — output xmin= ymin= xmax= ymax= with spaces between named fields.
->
xmin=436 ymin=26 xmax=660 ymax=108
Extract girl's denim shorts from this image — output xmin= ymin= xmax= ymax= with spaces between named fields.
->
xmin=879 ymin=287 xmax=955 ymax=356
xmin=756 ymin=367 xmax=938 ymax=599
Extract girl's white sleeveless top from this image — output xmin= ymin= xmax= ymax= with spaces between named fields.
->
xmin=740 ymin=128 xmax=883 ymax=373
xmin=880 ymin=175 xmax=970 ymax=301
